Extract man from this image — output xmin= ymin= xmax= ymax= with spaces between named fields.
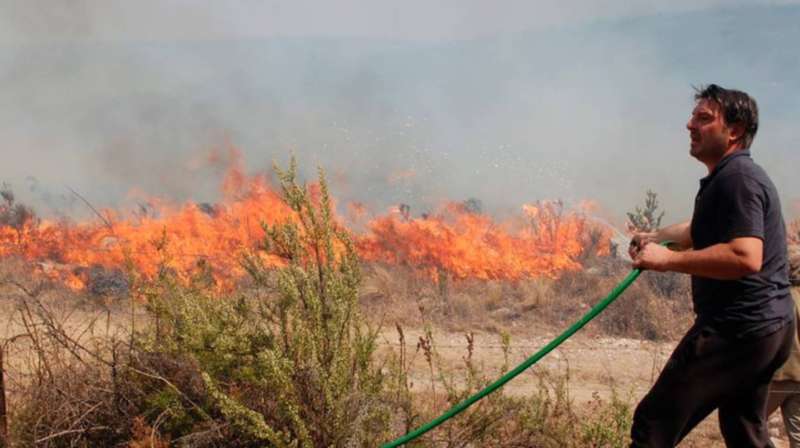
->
xmin=628 ymin=84 xmax=795 ymax=447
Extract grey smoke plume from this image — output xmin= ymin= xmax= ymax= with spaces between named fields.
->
xmin=1 ymin=2 xmax=799 ymax=225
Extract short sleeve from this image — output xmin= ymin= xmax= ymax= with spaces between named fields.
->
xmin=716 ymin=174 xmax=766 ymax=241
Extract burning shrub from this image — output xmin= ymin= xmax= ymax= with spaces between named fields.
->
xmin=0 ymin=185 xmax=36 ymax=230
xmin=0 ymin=183 xmax=38 ymax=247
xmin=461 ymin=197 xmax=483 ymax=214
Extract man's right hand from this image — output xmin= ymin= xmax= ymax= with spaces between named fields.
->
xmin=629 ymin=232 xmax=658 ymax=258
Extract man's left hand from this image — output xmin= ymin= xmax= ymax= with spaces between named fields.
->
xmin=632 ymin=242 xmax=674 ymax=271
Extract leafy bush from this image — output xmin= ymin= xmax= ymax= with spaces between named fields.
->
xmin=579 ymin=390 xmax=633 ymax=448
xmin=140 ymin=160 xmax=391 ymax=446
xmin=626 ymin=190 xmax=664 ymax=233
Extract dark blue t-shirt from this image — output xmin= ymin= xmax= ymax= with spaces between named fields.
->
xmin=690 ymin=150 xmax=793 ymax=339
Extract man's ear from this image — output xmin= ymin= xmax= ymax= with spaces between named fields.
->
xmin=729 ymin=122 xmax=746 ymax=146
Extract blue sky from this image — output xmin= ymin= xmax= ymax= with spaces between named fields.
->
xmin=1 ymin=1 xmax=798 ymax=225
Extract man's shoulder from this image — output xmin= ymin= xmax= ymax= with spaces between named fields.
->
xmin=725 ymin=152 xmax=771 ymax=177
xmin=716 ymin=157 xmax=774 ymax=191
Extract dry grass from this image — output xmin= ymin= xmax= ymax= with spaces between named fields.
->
xmin=360 ymin=257 xmax=693 ymax=342
xmin=0 ymin=253 xmax=745 ymax=447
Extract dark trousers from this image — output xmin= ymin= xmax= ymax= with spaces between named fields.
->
xmin=630 ymin=320 xmax=795 ymax=447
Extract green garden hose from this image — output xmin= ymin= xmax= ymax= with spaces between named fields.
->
xmin=382 ymin=252 xmax=658 ymax=448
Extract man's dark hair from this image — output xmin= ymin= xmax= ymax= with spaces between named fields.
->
xmin=694 ymin=84 xmax=759 ymax=149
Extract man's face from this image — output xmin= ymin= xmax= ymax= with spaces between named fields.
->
xmin=686 ymin=99 xmax=732 ymax=163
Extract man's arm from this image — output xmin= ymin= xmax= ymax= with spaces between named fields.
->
xmin=629 ymin=220 xmax=693 ymax=258
xmin=633 ymin=237 xmax=763 ymax=280
xmin=654 ymin=221 xmax=693 ymax=250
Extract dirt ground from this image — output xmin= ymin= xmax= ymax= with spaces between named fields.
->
xmin=0 ymin=274 xmax=792 ymax=447
xmin=378 ymin=325 xmax=793 ymax=447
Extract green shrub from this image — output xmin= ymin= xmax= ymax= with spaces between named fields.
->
xmin=579 ymin=390 xmax=633 ymax=448
xmin=626 ymin=190 xmax=664 ymax=233
xmin=142 ymin=159 xmax=390 ymax=446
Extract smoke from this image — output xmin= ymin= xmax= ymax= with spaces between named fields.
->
xmin=1 ymin=2 xmax=799 ymax=225
xmin=0 ymin=0 xmax=780 ymax=43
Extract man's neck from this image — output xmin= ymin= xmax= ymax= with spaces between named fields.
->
xmin=704 ymin=145 xmax=744 ymax=174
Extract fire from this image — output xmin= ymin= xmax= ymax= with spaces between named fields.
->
xmin=0 ymin=150 xmax=295 ymax=290
xmin=357 ymin=200 xmax=609 ymax=281
xmin=0 ymin=152 xmax=612 ymax=292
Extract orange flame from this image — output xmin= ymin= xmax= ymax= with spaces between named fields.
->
xmin=357 ymin=200 xmax=609 ymax=281
xmin=0 ymin=150 xmax=294 ymax=290
xmin=1 ymin=153 xmax=612 ymax=291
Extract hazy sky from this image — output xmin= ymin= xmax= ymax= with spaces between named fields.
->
xmin=0 ymin=1 xmax=773 ymax=42
xmin=1 ymin=1 xmax=799 ymax=226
